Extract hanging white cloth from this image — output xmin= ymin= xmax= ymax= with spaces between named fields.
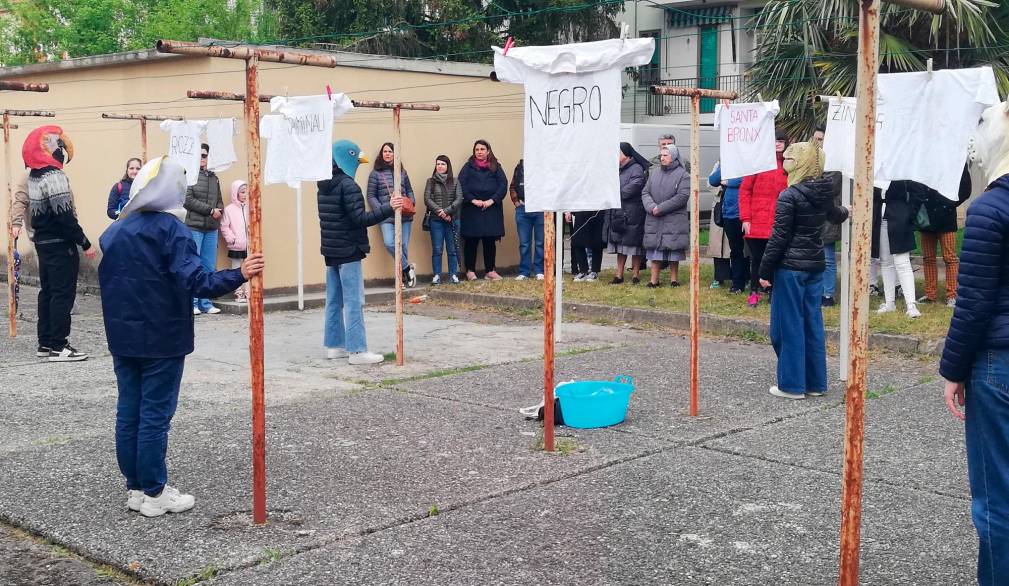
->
xmin=159 ymin=120 xmax=206 ymax=186
xmin=713 ymin=101 xmax=780 ymax=179
xmin=205 ymin=118 xmax=238 ymax=172
xmin=493 ymin=38 xmax=654 ymax=212
xmin=266 ymin=93 xmax=354 ymax=185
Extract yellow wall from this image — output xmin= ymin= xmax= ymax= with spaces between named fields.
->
xmin=1 ymin=51 xmax=526 ymax=290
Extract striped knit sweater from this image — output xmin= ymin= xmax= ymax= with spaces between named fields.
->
xmin=28 ymin=167 xmax=90 ymax=249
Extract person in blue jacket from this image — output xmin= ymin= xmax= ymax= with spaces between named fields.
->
xmin=942 ymin=103 xmax=1009 ymax=586
xmin=98 ymin=156 xmax=263 ymax=518
xmin=709 ymin=161 xmax=747 ymax=293
xmin=105 ymin=157 xmax=141 ymax=220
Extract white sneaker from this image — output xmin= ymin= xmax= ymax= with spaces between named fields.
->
xmin=769 ymin=385 xmax=805 ymax=400
xmin=407 ymin=264 xmax=418 ymax=288
xmin=877 ymin=302 xmax=896 ymax=314
xmin=193 ymin=307 xmax=201 ymax=315
xmin=432 ymin=274 xmax=441 ymax=285
xmin=49 ymin=345 xmax=88 ymax=362
xmin=140 ymin=485 xmax=195 ymax=517
xmin=515 ymin=275 xmax=528 ymax=281
xmin=348 ymin=351 xmax=384 ymax=365
xmin=573 ymin=273 xmax=586 ymax=282
xmin=536 ymin=274 xmax=545 ymax=280
xmin=325 ymin=347 xmax=347 ymax=360
xmin=805 ymin=391 xmax=825 ymax=397
xmin=204 ymin=306 xmax=221 ymax=315
xmin=584 ymin=272 xmax=598 ymax=282
xmin=127 ymin=490 xmax=144 ymax=512
xmin=946 ymin=298 xmax=957 ymax=308
xmin=906 ymin=304 xmax=922 ymax=318
xmin=450 ymin=274 xmax=460 ymax=284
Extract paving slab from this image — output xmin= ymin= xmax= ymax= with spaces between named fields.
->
xmin=704 ymin=380 xmax=969 ymax=497
xmin=405 ymin=337 xmax=937 ymax=445
xmin=211 ymin=447 xmax=976 ymax=586
xmin=0 ymin=387 xmax=666 ymax=584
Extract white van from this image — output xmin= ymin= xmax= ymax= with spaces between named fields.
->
xmin=619 ymin=123 xmax=721 ymax=215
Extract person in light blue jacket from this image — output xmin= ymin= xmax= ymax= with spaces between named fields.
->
xmin=709 ymin=161 xmax=748 ymax=293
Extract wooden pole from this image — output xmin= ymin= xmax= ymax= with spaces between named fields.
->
xmin=393 ymin=106 xmax=405 ymax=366
xmin=243 ymin=54 xmax=268 ymax=525
xmin=543 ymin=211 xmax=556 ymax=452
xmin=3 ymin=108 xmax=55 ymax=338
xmin=839 ymin=0 xmax=881 ymax=582
xmin=688 ymin=94 xmax=701 ymax=417
xmin=649 ymin=85 xmax=736 ymax=416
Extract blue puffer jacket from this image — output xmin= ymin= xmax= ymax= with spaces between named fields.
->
xmin=940 ymin=174 xmax=1009 ymax=382
xmin=709 ymin=163 xmax=742 ymax=220
xmin=106 ymin=178 xmax=132 ymax=220
xmin=98 ymin=212 xmax=245 ymax=358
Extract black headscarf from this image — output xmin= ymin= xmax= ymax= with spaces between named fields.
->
xmin=620 ymin=142 xmax=651 ymax=171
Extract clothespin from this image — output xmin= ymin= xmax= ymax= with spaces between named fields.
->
xmin=502 ymin=36 xmax=514 ymax=56
xmin=926 ymin=58 xmax=933 ymax=80
xmin=325 ymin=84 xmax=332 ymax=101
xmin=619 ymin=22 xmax=629 ymax=42
xmin=757 ymin=93 xmax=764 ymax=103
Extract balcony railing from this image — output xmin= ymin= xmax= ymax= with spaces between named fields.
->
xmin=643 ymin=74 xmax=750 ymax=116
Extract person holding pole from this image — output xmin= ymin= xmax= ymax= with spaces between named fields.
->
xmin=106 ymin=158 xmax=141 ymax=220
xmin=941 ymin=103 xmax=1009 ymax=584
xmin=757 ymin=143 xmax=847 ymax=400
xmin=319 ymin=140 xmax=402 ymax=365
xmin=641 ymin=145 xmax=689 ymax=288
xmin=509 ymin=159 xmax=544 ymax=281
xmin=98 ymin=156 xmax=261 ymax=517
xmin=605 ymin=143 xmax=649 ymax=285
xmin=424 ymin=155 xmax=463 ymax=285
xmin=220 ymin=179 xmax=250 ymax=303
xmin=20 ymin=125 xmax=95 ymax=362
xmin=739 ymin=130 xmax=789 ymax=307
xmin=368 ymin=142 xmax=417 ymax=288
xmin=459 ymin=139 xmax=507 ymax=281
xmin=184 ymin=143 xmax=224 ymax=315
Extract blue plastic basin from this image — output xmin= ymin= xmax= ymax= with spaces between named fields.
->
xmin=555 ymin=375 xmax=635 ymax=429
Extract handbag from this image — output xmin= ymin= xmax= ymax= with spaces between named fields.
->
xmin=381 ymin=172 xmax=415 ymax=218
xmin=913 ymin=203 xmax=930 ymax=231
xmin=610 ymin=210 xmax=628 ymax=234
xmin=712 ymin=187 xmax=725 ymax=228
xmin=422 ymin=210 xmax=432 ymax=231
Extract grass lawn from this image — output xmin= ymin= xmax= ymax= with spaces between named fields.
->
xmin=453 ymin=264 xmax=953 ymax=339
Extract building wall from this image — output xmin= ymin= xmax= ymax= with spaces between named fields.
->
xmin=1 ymin=50 xmax=526 ymax=291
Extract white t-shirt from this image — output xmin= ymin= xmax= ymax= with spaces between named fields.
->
xmin=159 ymin=120 xmax=206 ymax=186
xmin=713 ymin=101 xmax=779 ymax=179
xmin=267 ymin=94 xmax=354 ymax=185
xmin=493 ymin=38 xmax=654 ymax=212
xmin=876 ymin=67 xmax=999 ymax=200
xmin=822 ymin=97 xmax=888 ymax=190
xmin=205 ymin=118 xmax=238 ymax=173
xmin=260 ymin=115 xmax=299 ymax=189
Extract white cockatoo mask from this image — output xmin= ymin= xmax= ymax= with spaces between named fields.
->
xmin=968 ymin=101 xmax=1009 ymax=188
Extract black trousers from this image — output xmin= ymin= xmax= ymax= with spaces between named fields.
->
xmin=464 ymin=237 xmax=497 ymax=273
xmin=722 ymin=218 xmax=750 ymax=291
xmin=571 ymin=246 xmax=603 ymax=275
xmin=747 ymin=237 xmax=769 ymax=293
xmin=36 ymin=242 xmax=79 ymax=350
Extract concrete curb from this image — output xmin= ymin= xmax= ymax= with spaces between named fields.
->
xmin=426 ymin=290 xmax=945 ymax=356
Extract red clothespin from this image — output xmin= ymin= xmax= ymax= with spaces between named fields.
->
xmin=503 ymin=36 xmax=514 ymax=56
xmin=325 ymin=84 xmax=333 ymax=101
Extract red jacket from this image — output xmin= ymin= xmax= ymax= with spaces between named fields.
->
xmin=739 ymin=157 xmax=787 ymax=240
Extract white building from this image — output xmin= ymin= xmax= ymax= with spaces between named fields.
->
xmin=619 ymin=0 xmax=768 ymax=125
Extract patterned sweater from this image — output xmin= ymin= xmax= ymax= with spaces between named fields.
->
xmin=28 ymin=167 xmax=91 ymax=249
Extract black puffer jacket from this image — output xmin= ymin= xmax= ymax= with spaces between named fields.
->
xmin=871 ymin=181 xmax=926 ymax=257
xmin=317 ymin=164 xmax=393 ymax=266
xmin=920 ymin=166 xmax=971 ymax=234
xmin=759 ymin=173 xmax=848 ymax=280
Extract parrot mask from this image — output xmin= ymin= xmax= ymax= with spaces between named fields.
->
xmin=22 ymin=125 xmax=73 ymax=170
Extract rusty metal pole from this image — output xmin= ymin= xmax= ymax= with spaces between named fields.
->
xmin=688 ymin=94 xmax=701 ymax=416
xmin=4 ymin=112 xmax=13 ymax=338
xmin=393 ymin=106 xmax=405 ymax=366
xmin=839 ymin=0 xmax=881 ymax=582
xmin=243 ymin=54 xmax=268 ymax=526
xmin=649 ymin=86 xmax=736 ymax=416
xmin=140 ymin=118 xmax=148 ymax=163
xmin=543 ymin=211 xmax=556 ymax=452
xmin=3 ymin=108 xmax=54 ymax=338
xmin=0 ymin=81 xmax=48 ymax=92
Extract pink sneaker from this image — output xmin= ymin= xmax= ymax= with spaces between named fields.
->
xmin=485 ymin=271 xmax=503 ymax=281
xmin=747 ymin=292 xmax=760 ymax=307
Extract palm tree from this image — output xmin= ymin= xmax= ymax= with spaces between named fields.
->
xmin=747 ymin=0 xmax=1009 ymax=138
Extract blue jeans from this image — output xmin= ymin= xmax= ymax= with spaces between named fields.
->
xmin=515 ymin=205 xmax=544 ymax=276
xmin=822 ymin=245 xmax=837 ymax=297
xmin=113 ymin=356 xmax=186 ymax=496
xmin=324 ymin=262 xmax=367 ymax=353
xmin=769 ymin=268 xmax=827 ymax=395
xmin=429 ymin=218 xmax=460 ymax=277
xmin=380 ymin=221 xmax=411 ymax=269
xmin=966 ymin=349 xmax=1009 ymax=585
xmin=190 ymin=229 xmax=219 ymax=311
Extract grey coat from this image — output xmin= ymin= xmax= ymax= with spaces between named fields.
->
xmin=641 ymin=153 xmax=690 ymax=252
xmin=603 ymin=160 xmax=647 ymax=248
xmin=184 ymin=170 xmax=223 ymax=232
